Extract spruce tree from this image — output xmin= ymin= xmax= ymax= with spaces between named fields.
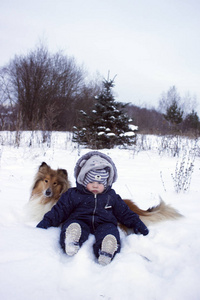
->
xmin=164 ymin=100 xmax=183 ymax=126
xmin=183 ymin=110 xmax=199 ymax=131
xmin=73 ymin=78 xmax=136 ymax=149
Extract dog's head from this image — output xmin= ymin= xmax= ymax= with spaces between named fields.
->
xmin=32 ymin=162 xmax=70 ymax=203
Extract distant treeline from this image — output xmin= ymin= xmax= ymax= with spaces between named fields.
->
xmin=127 ymin=105 xmax=200 ymax=136
xmin=0 ymin=44 xmax=199 ymax=136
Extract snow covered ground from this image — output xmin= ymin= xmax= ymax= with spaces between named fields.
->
xmin=0 ymin=131 xmax=200 ymax=300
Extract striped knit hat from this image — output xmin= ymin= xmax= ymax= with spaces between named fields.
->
xmin=83 ymin=169 xmax=109 ymax=188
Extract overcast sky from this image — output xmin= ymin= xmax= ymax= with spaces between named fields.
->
xmin=1 ymin=0 xmax=200 ymax=111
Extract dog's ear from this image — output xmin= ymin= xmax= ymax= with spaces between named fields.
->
xmin=40 ymin=162 xmax=48 ymax=167
xmin=57 ymin=168 xmax=68 ymax=179
xmin=39 ymin=162 xmax=49 ymax=171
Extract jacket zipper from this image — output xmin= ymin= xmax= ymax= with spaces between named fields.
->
xmin=92 ymin=194 xmax=97 ymax=232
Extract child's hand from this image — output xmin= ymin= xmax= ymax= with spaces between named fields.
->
xmin=133 ymin=220 xmax=149 ymax=236
xmin=36 ymin=219 xmax=51 ymax=229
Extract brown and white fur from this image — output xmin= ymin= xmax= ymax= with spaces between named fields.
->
xmin=120 ymin=198 xmax=182 ymax=233
xmin=28 ymin=162 xmax=182 ymax=231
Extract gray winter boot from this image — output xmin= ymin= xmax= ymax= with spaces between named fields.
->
xmin=65 ymin=223 xmax=82 ymax=256
xmin=98 ymin=234 xmax=118 ymax=266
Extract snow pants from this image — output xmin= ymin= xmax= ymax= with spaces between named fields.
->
xmin=60 ymin=220 xmax=121 ymax=258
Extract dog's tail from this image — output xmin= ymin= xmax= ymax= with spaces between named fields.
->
xmin=123 ymin=197 xmax=183 ymax=227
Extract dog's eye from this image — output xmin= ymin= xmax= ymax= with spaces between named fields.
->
xmin=44 ymin=179 xmax=48 ymax=183
xmin=53 ymin=182 xmax=57 ymax=186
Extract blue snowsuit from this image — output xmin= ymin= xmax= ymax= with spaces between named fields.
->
xmin=37 ymin=182 xmax=145 ymax=257
xmin=36 ymin=151 xmax=149 ymax=258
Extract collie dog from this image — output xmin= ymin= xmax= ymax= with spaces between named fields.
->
xmin=28 ymin=162 xmax=182 ymax=231
xmin=27 ymin=162 xmax=71 ymax=221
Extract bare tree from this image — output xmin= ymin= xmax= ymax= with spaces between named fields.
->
xmin=158 ymin=86 xmax=182 ymax=113
xmin=0 ymin=45 xmax=86 ymax=130
xmin=182 ymin=92 xmax=198 ymax=118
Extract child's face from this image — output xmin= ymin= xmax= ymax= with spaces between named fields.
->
xmin=86 ymin=181 xmax=105 ymax=194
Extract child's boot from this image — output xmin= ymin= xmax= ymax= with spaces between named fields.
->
xmin=65 ymin=223 xmax=81 ymax=256
xmin=98 ymin=234 xmax=118 ymax=266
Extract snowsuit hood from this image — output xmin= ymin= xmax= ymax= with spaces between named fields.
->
xmin=74 ymin=151 xmax=117 ymax=187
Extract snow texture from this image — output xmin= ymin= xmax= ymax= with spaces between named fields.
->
xmin=0 ymin=131 xmax=200 ymax=300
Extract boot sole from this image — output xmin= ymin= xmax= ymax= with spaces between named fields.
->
xmin=98 ymin=234 xmax=118 ymax=266
xmin=65 ymin=223 xmax=81 ymax=256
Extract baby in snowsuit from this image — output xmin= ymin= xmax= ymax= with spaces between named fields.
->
xmin=36 ymin=151 xmax=149 ymax=265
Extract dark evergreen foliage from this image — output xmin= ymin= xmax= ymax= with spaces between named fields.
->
xmin=163 ymin=100 xmax=183 ymax=125
xmin=182 ymin=110 xmax=200 ymax=132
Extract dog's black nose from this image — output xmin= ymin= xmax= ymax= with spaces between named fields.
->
xmin=45 ymin=188 xmax=52 ymax=197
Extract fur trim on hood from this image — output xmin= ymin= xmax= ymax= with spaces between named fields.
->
xmin=74 ymin=151 xmax=117 ymax=187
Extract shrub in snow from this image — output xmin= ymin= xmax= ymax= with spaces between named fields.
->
xmin=171 ymin=149 xmax=196 ymax=193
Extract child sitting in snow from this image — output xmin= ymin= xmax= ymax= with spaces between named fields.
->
xmin=36 ymin=151 xmax=149 ymax=266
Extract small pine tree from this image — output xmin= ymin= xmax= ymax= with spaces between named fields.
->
xmin=164 ymin=100 xmax=183 ymax=126
xmin=183 ymin=110 xmax=200 ymax=131
xmin=73 ymin=78 xmax=137 ymax=149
